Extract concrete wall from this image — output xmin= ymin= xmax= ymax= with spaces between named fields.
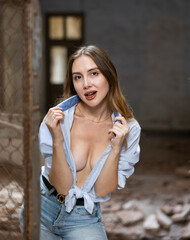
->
xmin=40 ymin=0 xmax=190 ymax=131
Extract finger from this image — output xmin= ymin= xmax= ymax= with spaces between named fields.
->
xmin=114 ymin=116 xmax=127 ymax=125
xmin=52 ymin=110 xmax=64 ymax=114
xmin=108 ymin=131 xmax=115 ymax=139
xmin=113 ymin=122 xmax=124 ymax=129
xmin=50 ymin=116 xmax=64 ymax=128
xmin=54 ymin=112 xmax=64 ymax=118
xmin=49 ymin=109 xmax=64 ymax=116
xmin=112 ymin=124 xmax=122 ymax=131
xmin=48 ymin=107 xmax=63 ymax=115
xmin=114 ymin=119 xmax=129 ymax=133
xmin=51 ymin=114 xmax=64 ymax=122
xmin=113 ymin=122 xmax=129 ymax=132
xmin=109 ymin=126 xmax=123 ymax=134
xmin=54 ymin=115 xmax=64 ymax=122
xmin=47 ymin=110 xmax=64 ymax=120
xmin=109 ymin=124 xmax=129 ymax=137
xmin=50 ymin=106 xmax=63 ymax=110
xmin=46 ymin=113 xmax=64 ymax=125
xmin=108 ymin=128 xmax=115 ymax=135
xmin=55 ymin=115 xmax=64 ymax=123
xmin=109 ymin=128 xmax=122 ymax=137
xmin=113 ymin=127 xmax=126 ymax=137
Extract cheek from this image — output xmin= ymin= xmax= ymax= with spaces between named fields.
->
xmin=73 ymin=82 xmax=82 ymax=95
xmin=102 ymin=80 xmax=110 ymax=93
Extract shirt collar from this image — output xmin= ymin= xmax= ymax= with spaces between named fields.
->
xmin=58 ymin=95 xmax=120 ymax=119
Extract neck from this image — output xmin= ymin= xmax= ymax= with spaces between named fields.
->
xmin=78 ymin=101 xmax=111 ymax=123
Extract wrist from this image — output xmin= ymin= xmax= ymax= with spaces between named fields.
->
xmin=53 ymin=138 xmax=63 ymax=147
xmin=111 ymin=146 xmax=122 ymax=156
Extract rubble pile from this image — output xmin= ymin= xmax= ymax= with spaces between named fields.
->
xmin=0 ymin=171 xmax=189 ymax=240
xmin=102 ymin=199 xmax=190 ymax=240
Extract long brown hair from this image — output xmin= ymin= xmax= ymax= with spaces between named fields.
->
xmin=64 ymin=45 xmax=134 ymax=120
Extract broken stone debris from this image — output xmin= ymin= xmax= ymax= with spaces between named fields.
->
xmin=182 ymin=223 xmax=190 ymax=239
xmin=102 ymin=212 xmax=119 ymax=224
xmin=156 ymin=208 xmax=172 ymax=229
xmin=173 ymin=204 xmax=183 ymax=214
xmin=122 ymin=200 xmax=137 ymax=210
xmin=172 ymin=204 xmax=190 ymax=222
xmin=102 ymin=198 xmax=190 ymax=240
xmin=143 ymin=214 xmax=160 ymax=232
xmin=0 ymin=179 xmax=190 ymax=240
xmin=117 ymin=209 xmax=144 ymax=226
xmin=160 ymin=205 xmax=174 ymax=215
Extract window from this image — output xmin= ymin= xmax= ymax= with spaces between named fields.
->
xmin=46 ymin=13 xmax=84 ymax=109
xmin=50 ymin=46 xmax=67 ymax=84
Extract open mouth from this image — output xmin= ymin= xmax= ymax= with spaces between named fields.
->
xmin=85 ymin=91 xmax=97 ymax=96
xmin=84 ymin=91 xmax=97 ymax=100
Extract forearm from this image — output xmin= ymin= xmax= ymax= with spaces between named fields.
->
xmin=94 ymin=148 xmax=121 ymax=197
xmin=49 ymin=140 xmax=73 ymax=195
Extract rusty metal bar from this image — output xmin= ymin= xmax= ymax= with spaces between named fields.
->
xmin=22 ymin=0 xmax=41 ymax=239
xmin=22 ymin=1 xmax=33 ymax=239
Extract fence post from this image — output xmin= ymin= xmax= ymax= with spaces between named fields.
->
xmin=22 ymin=0 xmax=41 ymax=239
xmin=0 ymin=0 xmax=41 ymax=239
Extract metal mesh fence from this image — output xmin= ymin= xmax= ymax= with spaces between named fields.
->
xmin=0 ymin=0 xmax=41 ymax=239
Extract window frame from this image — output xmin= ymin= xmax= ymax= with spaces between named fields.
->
xmin=45 ymin=12 xmax=84 ymax=110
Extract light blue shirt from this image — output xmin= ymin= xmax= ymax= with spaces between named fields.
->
xmin=39 ymin=95 xmax=141 ymax=214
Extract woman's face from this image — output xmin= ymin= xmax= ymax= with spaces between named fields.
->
xmin=72 ymin=55 xmax=110 ymax=108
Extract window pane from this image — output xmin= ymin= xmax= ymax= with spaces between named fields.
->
xmin=49 ymin=17 xmax=64 ymax=39
xmin=50 ymin=46 xmax=67 ymax=84
xmin=66 ymin=16 xmax=82 ymax=39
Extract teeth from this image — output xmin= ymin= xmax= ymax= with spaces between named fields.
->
xmin=87 ymin=92 xmax=95 ymax=96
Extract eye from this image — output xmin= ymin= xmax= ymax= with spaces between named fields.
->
xmin=73 ymin=75 xmax=81 ymax=81
xmin=91 ymin=71 xmax=98 ymax=76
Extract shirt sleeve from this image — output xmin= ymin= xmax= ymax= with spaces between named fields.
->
xmin=38 ymin=117 xmax=53 ymax=159
xmin=117 ymin=121 xmax=141 ymax=189
xmin=38 ymin=117 xmax=54 ymax=180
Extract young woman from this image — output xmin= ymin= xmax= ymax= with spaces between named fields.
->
xmin=21 ymin=45 xmax=141 ymax=239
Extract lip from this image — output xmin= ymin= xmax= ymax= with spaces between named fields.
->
xmin=84 ymin=91 xmax=97 ymax=100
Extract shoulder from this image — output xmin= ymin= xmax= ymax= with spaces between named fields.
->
xmin=124 ymin=118 xmax=141 ymax=148
xmin=127 ymin=118 xmax=141 ymax=134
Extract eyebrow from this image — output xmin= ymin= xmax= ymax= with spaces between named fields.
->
xmin=72 ymin=67 xmax=99 ymax=75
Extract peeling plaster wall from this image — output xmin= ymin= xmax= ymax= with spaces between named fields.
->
xmin=40 ymin=0 xmax=190 ymax=130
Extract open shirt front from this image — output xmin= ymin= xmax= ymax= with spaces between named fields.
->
xmin=39 ymin=95 xmax=141 ymax=214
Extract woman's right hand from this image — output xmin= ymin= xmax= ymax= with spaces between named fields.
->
xmin=45 ymin=107 xmax=64 ymax=142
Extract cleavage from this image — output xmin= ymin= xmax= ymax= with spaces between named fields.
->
xmin=70 ymin=117 xmax=112 ymax=171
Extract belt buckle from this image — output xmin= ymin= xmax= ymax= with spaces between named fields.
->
xmin=56 ymin=193 xmax=65 ymax=204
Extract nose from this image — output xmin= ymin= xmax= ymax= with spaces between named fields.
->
xmin=83 ymin=76 xmax=92 ymax=88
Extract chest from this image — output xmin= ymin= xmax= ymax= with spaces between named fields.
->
xmin=70 ymin=117 xmax=112 ymax=171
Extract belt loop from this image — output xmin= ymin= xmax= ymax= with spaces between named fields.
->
xmin=48 ymin=187 xmax=56 ymax=196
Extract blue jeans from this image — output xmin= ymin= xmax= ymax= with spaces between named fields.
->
xmin=19 ymin=176 xmax=108 ymax=240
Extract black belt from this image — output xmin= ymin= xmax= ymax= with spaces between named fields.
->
xmin=42 ymin=175 xmax=84 ymax=206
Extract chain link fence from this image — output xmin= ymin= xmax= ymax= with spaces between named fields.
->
xmin=0 ymin=0 xmax=42 ymax=239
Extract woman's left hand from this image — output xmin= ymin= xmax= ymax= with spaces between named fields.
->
xmin=108 ymin=116 xmax=130 ymax=153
